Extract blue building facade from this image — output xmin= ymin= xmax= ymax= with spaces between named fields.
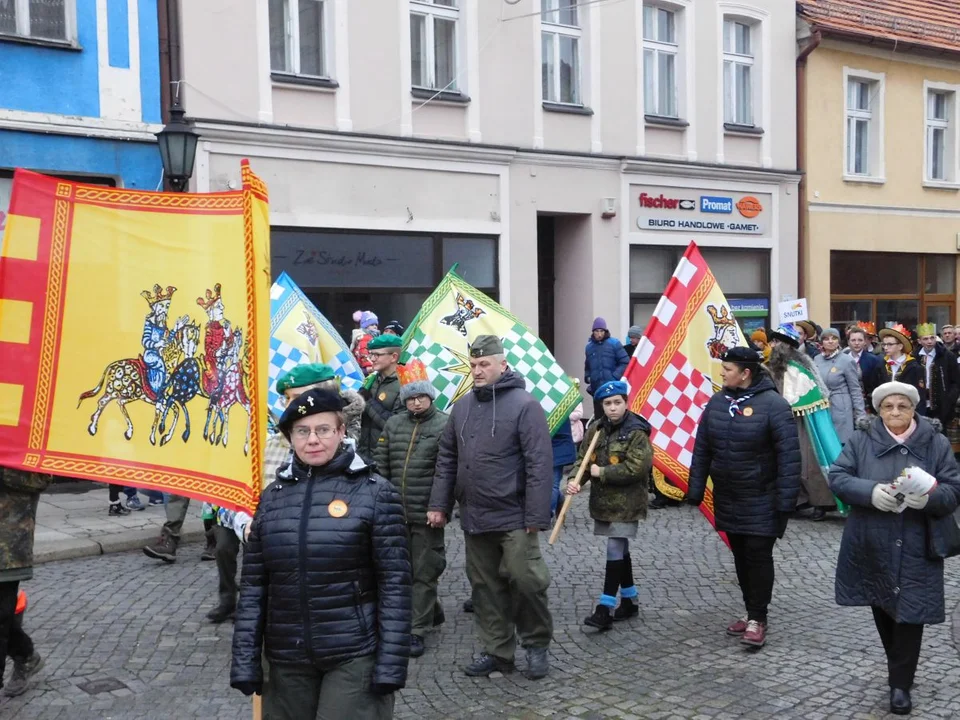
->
xmin=0 ymin=0 xmax=162 ymax=233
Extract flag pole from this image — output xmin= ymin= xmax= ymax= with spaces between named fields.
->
xmin=253 ymin=696 xmax=261 ymax=719
xmin=549 ymin=430 xmax=601 ymax=545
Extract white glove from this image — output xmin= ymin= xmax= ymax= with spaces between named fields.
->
xmin=903 ymin=493 xmax=930 ymax=510
xmin=901 ymin=467 xmax=937 ymax=496
xmin=871 ymin=484 xmax=899 ymax=513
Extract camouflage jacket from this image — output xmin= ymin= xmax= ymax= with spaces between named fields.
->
xmin=569 ymin=412 xmax=653 ymax=523
xmin=0 ymin=467 xmax=52 ymax=582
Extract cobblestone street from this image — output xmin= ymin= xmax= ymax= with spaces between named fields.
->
xmin=4 ymin=502 xmax=960 ymax=720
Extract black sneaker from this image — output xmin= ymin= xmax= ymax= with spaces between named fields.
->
xmin=524 ymin=648 xmax=549 ymax=680
xmin=613 ymin=598 xmax=639 ymax=621
xmin=108 ymin=502 xmax=131 ymax=517
xmin=463 ymin=652 xmax=514 ymax=677
xmin=205 ymin=605 xmax=235 ymax=624
xmin=462 ymin=598 xmax=474 ymax=613
xmin=3 ymin=652 xmax=44 ymax=697
xmin=410 ymin=635 xmax=425 ymax=658
xmin=583 ymin=605 xmax=613 ymax=630
xmin=200 ymin=532 xmax=217 ymax=561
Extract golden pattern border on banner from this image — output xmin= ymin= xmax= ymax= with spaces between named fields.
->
xmin=29 ymin=198 xmax=70 ymax=450
xmin=40 ymin=456 xmax=251 ymax=508
xmin=632 ymin=271 xmax=715 ymax=413
xmin=74 ymin=187 xmax=243 ymax=210
xmin=241 ymin=186 xmax=264 ymax=512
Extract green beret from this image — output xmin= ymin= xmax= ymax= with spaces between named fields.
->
xmin=275 ymin=363 xmax=335 ymax=393
xmin=368 ymin=334 xmax=402 ymax=351
xmin=469 ymin=335 xmax=503 ymax=358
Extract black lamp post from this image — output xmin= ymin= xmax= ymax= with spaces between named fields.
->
xmin=155 ymin=101 xmax=199 ymax=192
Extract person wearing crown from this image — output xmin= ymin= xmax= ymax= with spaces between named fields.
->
xmin=140 ymin=284 xmax=188 ymax=397
xmin=878 ymin=325 xmax=923 ymax=402
xmin=914 ymin=323 xmax=959 ymax=429
xmin=373 ymin=359 xmax=449 ymax=659
xmin=196 ymin=283 xmax=232 ymax=397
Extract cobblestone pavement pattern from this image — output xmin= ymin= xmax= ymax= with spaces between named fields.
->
xmin=4 ymin=501 xmax=960 ymax=720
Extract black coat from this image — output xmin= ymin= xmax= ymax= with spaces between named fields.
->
xmin=231 ymin=450 xmax=412 ymax=691
xmin=687 ymin=373 xmax=802 ymax=537
xmin=829 ymin=416 xmax=960 ymax=624
xmin=916 ymin=344 xmax=960 ymax=426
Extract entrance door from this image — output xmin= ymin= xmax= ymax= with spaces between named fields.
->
xmin=537 ymin=216 xmax=556 ymax=354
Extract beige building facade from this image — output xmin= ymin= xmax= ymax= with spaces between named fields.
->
xmin=179 ymin=0 xmax=799 ymax=382
xmin=798 ymin=2 xmax=960 ymax=333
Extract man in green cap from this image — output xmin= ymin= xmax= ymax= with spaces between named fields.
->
xmin=428 ymin=335 xmax=554 ymax=680
xmin=358 ymin=334 xmax=404 ymax=461
xmin=204 ymin=363 xmax=365 ymax=625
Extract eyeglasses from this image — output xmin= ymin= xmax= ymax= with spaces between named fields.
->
xmin=292 ymin=425 xmax=339 ymax=440
xmin=368 ymin=351 xmax=395 ymax=359
xmin=881 ymin=342 xmax=899 ymax=348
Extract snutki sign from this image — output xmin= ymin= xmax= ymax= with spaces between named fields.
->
xmin=778 ymin=298 xmax=809 ymax=324
xmin=631 ymin=185 xmax=771 ymax=236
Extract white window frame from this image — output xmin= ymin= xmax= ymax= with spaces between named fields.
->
xmin=923 ymin=80 xmax=960 ymax=188
xmin=270 ymin=0 xmax=331 ymax=79
xmin=722 ymin=18 xmax=755 ymax=126
xmin=0 ymin=0 xmax=77 ymax=43
xmin=642 ymin=4 xmax=679 ymax=118
xmin=541 ymin=0 xmax=583 ymax=106
xmin=842 ymin=67 xmax=886 ymax=183
xmin=410 ymin=0 xmax=460 ymax=92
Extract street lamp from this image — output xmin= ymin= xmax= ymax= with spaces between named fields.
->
xmin=155 ymin=101 xmax=199 ymax=192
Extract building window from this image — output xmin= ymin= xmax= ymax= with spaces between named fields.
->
xmin=642 ymin=5 xmax=678 ymax=118
xmin=722 ymin=19 xmax=754 ymax=126
xmin=541 ymin=0 xmax=581 ymax=105
xmin=0 ymin=0 xmax=72 ymax=42
xmin=271 ymin=230 xmax=498 ymax=342
xmin=926 ymin=89 xmax=954 ymax=182
xmin=410 ymin=0 xmax=459 ymax=91
xmin=269 ymin=0 xmax=327 ymax=78
xmin=843 ymin=70 xmax=885 ymax=179
xmin=830 ymin=251 xmax=955 ymax=331
xmin=629 ymin=246 xmax=770 ymax=331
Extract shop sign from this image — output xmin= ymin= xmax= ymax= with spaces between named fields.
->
xmin=728 ymin=298 xmax=770 ymax=315
xmin=631 ymin=184 xmax=770 ymax=236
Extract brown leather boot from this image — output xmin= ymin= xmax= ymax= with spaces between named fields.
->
xmin=143 ymin=532 xmax=178 ymax=563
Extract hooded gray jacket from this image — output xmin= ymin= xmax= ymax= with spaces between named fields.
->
xmin=428 ymin=369 xmax=553 ymax=534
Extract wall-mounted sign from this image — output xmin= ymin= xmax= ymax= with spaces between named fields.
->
xmin=630 ymin=184 xmax=771 ymax=236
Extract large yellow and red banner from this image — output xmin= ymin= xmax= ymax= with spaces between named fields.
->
xmin=0 ymin=162 xmax=270 ymax=513
xmin=623 ymin=241 xmax=746 ymax=546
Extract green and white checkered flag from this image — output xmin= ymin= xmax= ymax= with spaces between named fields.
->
xmin=400 ymin=270 xmax=580 ymax=435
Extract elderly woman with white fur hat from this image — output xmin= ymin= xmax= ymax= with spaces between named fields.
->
xmin=829 ymin=381 xmax=960 ymax=716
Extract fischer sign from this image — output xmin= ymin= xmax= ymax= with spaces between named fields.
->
xmin=631 ymin=184 xmax=769 ymax=236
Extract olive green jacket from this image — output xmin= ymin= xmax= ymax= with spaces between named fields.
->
xmin=358 ymin=372 xmax=403 ymax=460
xmin=569 ymin=412 xmax=653 ymax=523
xmin=373 ymin=405 xmax=449 ymax=525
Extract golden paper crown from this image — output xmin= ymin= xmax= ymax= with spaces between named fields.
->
xmin=397 ymin=359 xmax=430 ymax=387
xmin=856 ymin=320 xmax=876 ymax=335
xmin=916 ymin=322 xmax=936 ymax=337
xmin=141 ymin=284 xmax=177 ymax=306
xmin=196 ymin=283 xmax=223 ymax=310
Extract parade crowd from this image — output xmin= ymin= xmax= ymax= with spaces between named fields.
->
xmin=2 ymin=312 xmax=960 ymax=719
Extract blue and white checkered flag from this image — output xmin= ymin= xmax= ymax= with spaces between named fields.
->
xmin=269 ymin=272 xmax=364 ymax=416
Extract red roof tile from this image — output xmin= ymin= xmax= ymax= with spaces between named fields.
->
xmin=798 ymin=0 xmax=960 ymax=55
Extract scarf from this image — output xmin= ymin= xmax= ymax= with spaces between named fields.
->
xmin=724 ymin=392 xmax=755 ymax=418
xmin=884 ymin=418 xmax=918 ymax=444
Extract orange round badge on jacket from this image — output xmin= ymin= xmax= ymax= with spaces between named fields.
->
xmin=743 ymin=407 xmax=754 ymax=417
xmin=609 ymin=456 xmax=620 ymax=465
xmin=328 ymin=500 xmax=348 ymax=518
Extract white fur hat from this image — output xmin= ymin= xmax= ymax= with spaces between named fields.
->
xmin=872 ymin=381 xmax=920 ymax=413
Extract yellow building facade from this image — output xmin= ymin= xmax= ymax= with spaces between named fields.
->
xmin=800 ymin=33 xmax=960 ymax=332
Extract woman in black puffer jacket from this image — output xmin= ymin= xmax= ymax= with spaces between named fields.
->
xmin=686 ymin=348 xmax=801 ymax=650
xmin=231 ymin=388 xmax=411 ymax=720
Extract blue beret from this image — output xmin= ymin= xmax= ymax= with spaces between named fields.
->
xmin=595 ymin=380 xmax=629 ymax=401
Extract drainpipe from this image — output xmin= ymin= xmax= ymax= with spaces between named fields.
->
xmin=157 ymin=0 xmax=182 ymax=123
xmin=796 ymin=29 xmax=821 ymax=304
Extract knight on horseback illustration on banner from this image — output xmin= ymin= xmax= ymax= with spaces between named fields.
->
xmin=78 ymin=281 xmax=250 ymax=454
xmin=141 ymin=285 xmax=190 ymax=398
